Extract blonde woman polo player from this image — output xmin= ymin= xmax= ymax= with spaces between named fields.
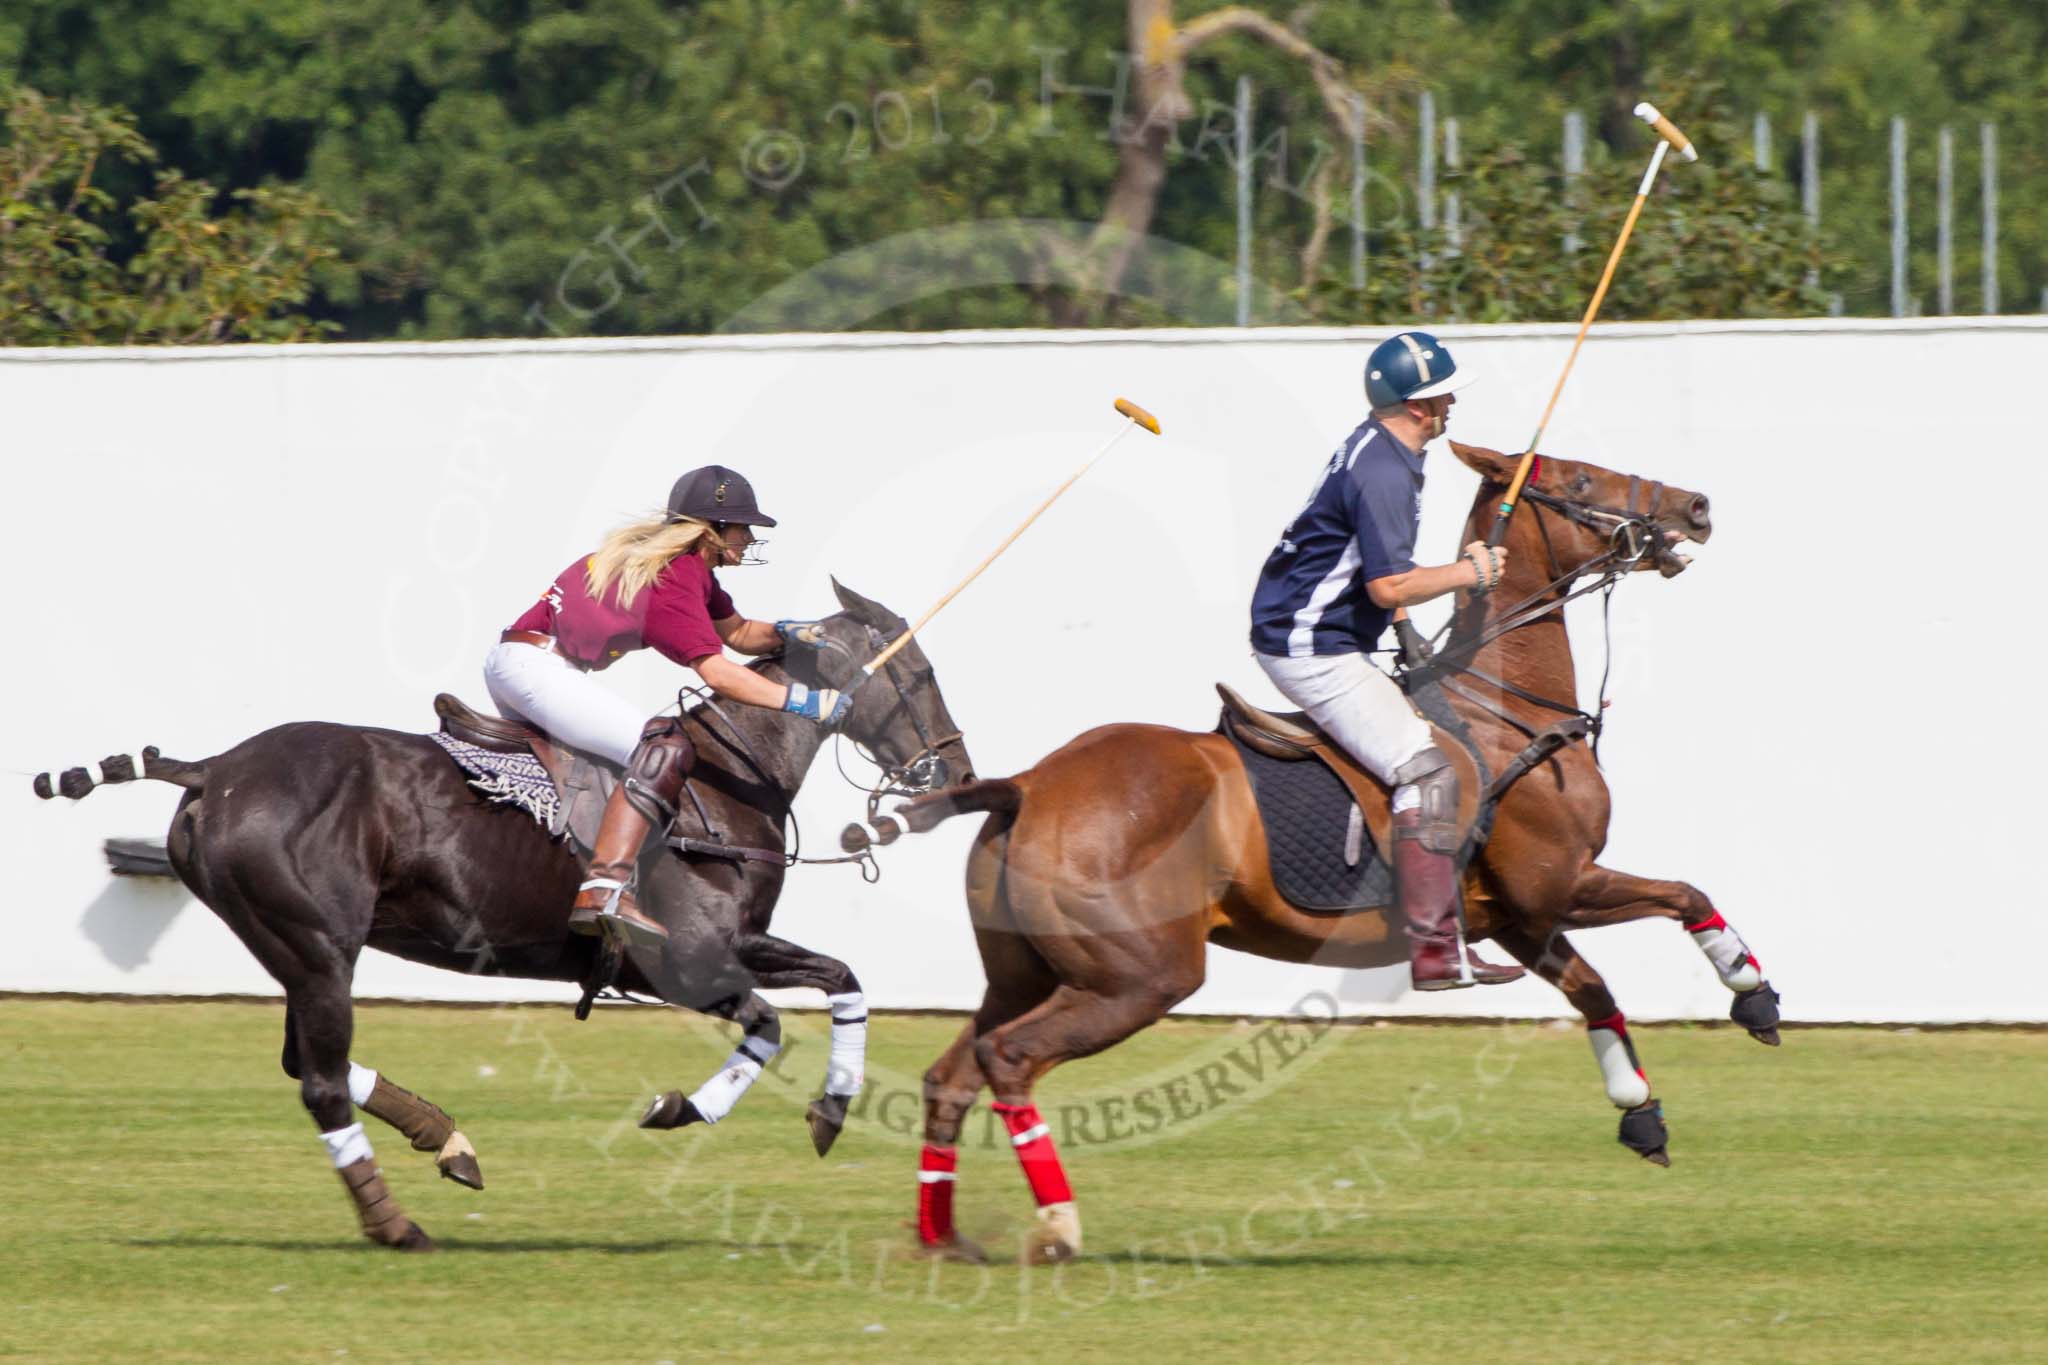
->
xmin=484 ymin=465 xmax=848 ymax=948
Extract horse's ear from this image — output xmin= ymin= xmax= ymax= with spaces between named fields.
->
xmin=1450 ymin=441 xmax=1517 ymax=484
xmin=830 ymin=576 xmax=886 ymax=625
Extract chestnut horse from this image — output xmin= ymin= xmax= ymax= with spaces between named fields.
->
xmin=887 ymin=442 xmax=1779 ymax=1262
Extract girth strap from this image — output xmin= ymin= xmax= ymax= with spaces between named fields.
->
xmin=1483 ymin=717 xmax=1595 ymax=804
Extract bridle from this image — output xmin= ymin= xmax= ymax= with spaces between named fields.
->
xmin=1412 ymin=468 xmax=1672 ymax=759
xmin=666 ymin=622 xmax=958 ymax=881
xmin=832 ymin=624 xmax=963 ymax=826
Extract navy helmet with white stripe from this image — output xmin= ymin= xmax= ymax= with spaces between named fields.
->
xmin=1363 ymin=330 xmax=1473 ymax=408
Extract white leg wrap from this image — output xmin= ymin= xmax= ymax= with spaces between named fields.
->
xmin=1687 ymin=913 xmax=1763 ymax=992
xmin=347 ymin=1062 xmax=379 ymax=1107
xmin=1588 ymin=1023 xmax=1651 ymax=1110
xmin=687 ymin=1045 xmax=772 ymax=1125
xmin=320 ymin=1122 xmax=375 ymax=1170
xmin=825 ymin=991 xmax=868 ymax=1098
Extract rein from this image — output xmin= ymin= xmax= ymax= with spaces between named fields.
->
xmin=1413 ymin=475 xmax=1663 ymax=761
xmin=662 ymin=626 xmax=953 ymax=882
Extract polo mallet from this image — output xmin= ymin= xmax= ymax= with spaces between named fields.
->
xmin=1485 ymin=101 xmax=1699 ymax=549
xmin=858 ymin=397 xmax=1162 ymax=683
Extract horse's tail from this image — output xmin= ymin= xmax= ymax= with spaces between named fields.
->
xmin=840 ymin=778 xmax=1022 ymax=851
xmin=31 ymin=747 xmax=207 ymax=801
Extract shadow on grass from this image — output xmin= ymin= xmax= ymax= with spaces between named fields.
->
xmin=1079 ymin=1248 xmax=1459 ymax=1270
xmin=122 ymin=1235 xmax=739 ymax=1255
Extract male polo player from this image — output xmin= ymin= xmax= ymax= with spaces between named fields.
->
xmin=1250 ymin=330 xmax=1525 ymax=992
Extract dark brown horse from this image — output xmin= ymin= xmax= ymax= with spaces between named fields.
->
xmin=886 ymin=443 xmax=1777 ymax=1262
xmin=37 ymin=583 xmax=973 ymax=1250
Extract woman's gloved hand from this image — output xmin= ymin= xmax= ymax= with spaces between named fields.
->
xmin=775 ymin=619 xmax=828 ymax=649
xmin=782 ymin=682 xmax=853 ymax=729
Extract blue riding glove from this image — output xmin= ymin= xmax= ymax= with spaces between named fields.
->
xmin=782 ymin=681 xmax=853 ymax=730
xmin=775 ymin=619 xmax=827 ymax=649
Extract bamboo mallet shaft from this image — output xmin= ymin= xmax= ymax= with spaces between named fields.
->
xmin=862 ymin=399 xmax=1162 ymax=678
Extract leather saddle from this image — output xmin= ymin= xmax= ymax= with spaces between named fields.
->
xmin=433 ymin=694 xmax=617 ymax=853
xmin=1215 ymin=683 xmax=1484 ymax=873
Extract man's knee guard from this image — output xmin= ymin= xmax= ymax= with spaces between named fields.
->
xmin=621 ymin=717 xmax=696 ymax=827
xmin=1391 ymin=746 xmax=1459 ymax=854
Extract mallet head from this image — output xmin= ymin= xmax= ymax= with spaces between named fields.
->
xmin=1633 ymin=101 xmax=1700 ymax=163
xmin=1114 ymin=397 xmax=1162 ymax=435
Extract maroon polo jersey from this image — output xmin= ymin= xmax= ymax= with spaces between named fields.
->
xmin=508 ymin=552 xmax=736 ymax=669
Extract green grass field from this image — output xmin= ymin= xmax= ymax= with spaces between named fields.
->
xmin=2 ymin=1000 xmax=2042 ymax=1363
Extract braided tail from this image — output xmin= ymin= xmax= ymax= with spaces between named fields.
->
xmin=838 ymin=778 xmax=1022 ymax=852
xmin=32 ymin=747 xmax=207 ymax=801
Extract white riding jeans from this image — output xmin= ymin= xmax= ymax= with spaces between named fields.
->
xmin=1254 ymin=650 xmax=1435 ymax=786
xmin=482 ymin=641 xmax=647 ymax=768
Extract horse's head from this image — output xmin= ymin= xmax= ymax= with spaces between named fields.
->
xmin=785 ymin=579 xmax=976 ymax=795
xmin=1451 ymin=442 xmax=1713 ymax=582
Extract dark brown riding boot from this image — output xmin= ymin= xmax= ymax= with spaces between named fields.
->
xmin=567 ymin=717 xmax=696 ymax=949
xmin=1390 ymin=750 xmax=1525 ymax=992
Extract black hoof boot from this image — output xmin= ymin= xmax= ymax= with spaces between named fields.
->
xmin=806 ymin=1093 xmax=850 ymax=1157
xmin=639 ymin=1091 xmax=704 ymax=1130
xmin=1730 ymin=982 xmax=1782 ymax=1046
xmin=1618 ymin=1099 xmax=1670 ymax=1166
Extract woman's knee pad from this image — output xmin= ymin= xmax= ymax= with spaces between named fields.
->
xmin=621 ymin=717 xmax=696 ymax=824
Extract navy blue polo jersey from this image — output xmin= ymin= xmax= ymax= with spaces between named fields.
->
xmin=1249 ymin=417 xmax=1426 ymax=657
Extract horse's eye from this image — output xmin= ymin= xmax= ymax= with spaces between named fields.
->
xmin=1573 ymin=475 xmax=1592 ymax=494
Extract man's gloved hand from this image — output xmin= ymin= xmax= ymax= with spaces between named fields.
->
xmin=782 ymin=681 xmax=853 ymax=730
xmin=775 ymin=619 xmax=828 ymax=649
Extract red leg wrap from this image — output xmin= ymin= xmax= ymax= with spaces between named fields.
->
xmin=992 ymin=1102 xmax=1073 ymax=1207
xmin=916 ymin=1144 xmax=958 ymax=1245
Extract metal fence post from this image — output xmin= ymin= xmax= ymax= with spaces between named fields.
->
xmin=1937 ymin=126 xmax=1954 ymax=315
xmin=1235 ymin=75 xmax=1252 ymax=327
xmin=1981 ymin=122 xmax=1999 ymax=314
xmin=1350 ymin=92 xmax=1366 ymax=291
xmin=1418 ymin=90 xmax=1437 ymax=272
xmin=1802 ymin=111 xmax=1820 ymax=293
xmin=1442 ymin=116 xmax=1461 ymax=255
xmin=1890 ymin=117 xmax=1908 ymax=318
xmin=1563 ymin=110 xmax=1585 ymax=255
xmin=1753 ymin=112 xmax=1772 ymax=173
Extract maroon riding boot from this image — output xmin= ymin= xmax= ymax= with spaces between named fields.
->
xmin=568 ymin=782 xmax=670 ymax=948
xmin=1390 ymin=754 xmax=1526 ymax=991
xmin=1391 ymin=809 xmax=1473 ymax=991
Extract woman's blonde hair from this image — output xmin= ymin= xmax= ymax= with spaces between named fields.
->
xmin=585 ymin=513 xmax=717 ymax=609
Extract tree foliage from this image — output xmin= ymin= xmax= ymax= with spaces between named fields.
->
xmin=0 ymin=0 xmax=2039 ymax=341
xmin=0 ymin=83 xmax=340 ymax=344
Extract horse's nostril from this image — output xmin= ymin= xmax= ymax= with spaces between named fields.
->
xmin=1687 ymin=495 xmax=1710 ymax=527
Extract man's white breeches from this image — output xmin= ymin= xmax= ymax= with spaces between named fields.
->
xmin=482 ymin=641 xmax=646 ymax=768
xmin=1255 ymin=651 xmax=1436 ymax=786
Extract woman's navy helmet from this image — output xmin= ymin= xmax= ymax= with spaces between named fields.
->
xmin=667 ymin=465 xmax=777 ymax=527
xmin=1363 ymin=330 xmax=1474 ymax=408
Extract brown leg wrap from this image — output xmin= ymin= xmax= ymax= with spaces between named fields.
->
xmin=336 ymin=1157 xmax=428 ymax=1249
xmin=363 ymin=1075 xmax=455 ymax=1154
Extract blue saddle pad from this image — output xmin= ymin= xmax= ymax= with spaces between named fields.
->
xmin=1223 ymin=725 xmax=1393 ymax=915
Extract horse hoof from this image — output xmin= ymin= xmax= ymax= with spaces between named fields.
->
xmin=807 ymin=1094 xmax=850 ymax=1158
xmin=640 ymin=1092 xmax=703 ymax=1131
xmin=370 ymin=1220 xmax=435 ymax=1252
xmin=1617 ymin=1100 xmax=1670 ymax=1164
xmin=1730 ymin=983 xmax=1782 ymax=1045
xmin=918 ymin=1235 xmax=988 ymax=1265
xmin=1021 ymin=1201 xmax=1082 ymax=1266
xmin=435 ymin=1132 xmax=484 ymax=1190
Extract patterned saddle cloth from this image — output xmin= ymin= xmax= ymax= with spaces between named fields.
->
xmin=427 ymin=717 xmax=617 ymax=857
